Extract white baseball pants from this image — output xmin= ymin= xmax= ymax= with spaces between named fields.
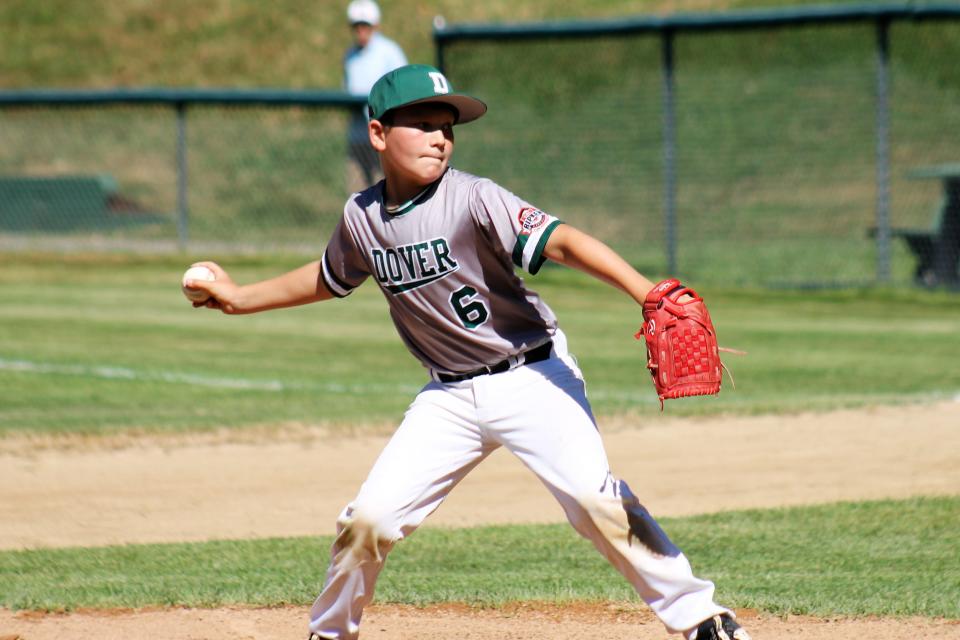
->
xmin=308 ymin=334 xmax=728 ymax=639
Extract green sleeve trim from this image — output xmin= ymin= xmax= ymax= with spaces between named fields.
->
xmin=511 ymin=232 xmax=530 ymax=269
xmin=528 ymin=220 xmax=563 ymax=275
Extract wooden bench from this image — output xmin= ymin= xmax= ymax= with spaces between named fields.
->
xmin=0 ymin=174 xmax=162 ymax=232
xmin=872 ymin=164 xmax=960 ymax=287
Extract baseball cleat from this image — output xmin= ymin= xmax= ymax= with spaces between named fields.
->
xmin=693 ymin=613 xmax=752 ymax=640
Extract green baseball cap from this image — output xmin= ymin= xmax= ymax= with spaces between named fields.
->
xmin=367 ymin=64 xmax=487 ymax=124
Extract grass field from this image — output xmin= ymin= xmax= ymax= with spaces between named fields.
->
xmin=1 ymin=252 xmax=959 ymax=435
xmin=3 ymin=1 xmax=960 ymax=287
xmin=2 ymin=497 xmax=957 ymax=616
xmin=9 ymin=0 xmax=946 ymax=90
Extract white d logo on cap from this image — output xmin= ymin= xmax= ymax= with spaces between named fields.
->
xmin=428 ymin=72 xmax=450 ymax=94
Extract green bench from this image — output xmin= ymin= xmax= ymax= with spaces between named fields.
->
xmin=872 ymin=164 xmax=960 ymax=287
xmin=0 ymin=174 xmax=164 ymax=232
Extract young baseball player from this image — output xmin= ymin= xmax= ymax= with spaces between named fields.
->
xmin=185 ymin=64 xmax=750 ymax=640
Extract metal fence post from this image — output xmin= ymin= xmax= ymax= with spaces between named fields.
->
xmin=874 ymin=18 xmax=892 ymax=283
xmin=176 ymin=102 xmax=189 ymax=251
xmin=661 ymin=29 xmax=678 ymax=275
xmin=434 ymin=16 xmax=447 ymax=72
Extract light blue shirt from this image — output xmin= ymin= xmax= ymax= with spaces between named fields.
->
xmin=344 ymin=32 xmax=408 ymax=97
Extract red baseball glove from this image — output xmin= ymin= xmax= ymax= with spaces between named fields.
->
xmin=635 ymin=279 xmax=722 ymax=408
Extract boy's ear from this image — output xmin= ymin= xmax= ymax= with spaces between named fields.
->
xmin=369 ymin=119 xmax=387 ymax=152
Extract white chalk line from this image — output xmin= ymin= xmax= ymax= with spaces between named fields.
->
xmin=0 ymin=358 xmax=421 ymax=395
xmin=8 ymin=358 xmax=953 ymax=405
xmin=0 ymin=357 xmax=658 ymax=402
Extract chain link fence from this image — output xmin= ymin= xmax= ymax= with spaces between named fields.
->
xmin=1 ymin=5 xmax=959 ymax=288
xmin=0 ymin=91 xmax=365 ymax=255
xmin=436 ymin=5 xmax=960 ymax=288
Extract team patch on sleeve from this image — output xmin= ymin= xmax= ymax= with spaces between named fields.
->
xmin=511 ymin=207 xmax=562 ymax=275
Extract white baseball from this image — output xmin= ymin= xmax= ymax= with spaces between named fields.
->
xmin=181 ymin=265 xmax=216 ymax=303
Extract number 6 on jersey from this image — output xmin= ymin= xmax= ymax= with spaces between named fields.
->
xmin=449 ymin=285 xmax=489 ymax=329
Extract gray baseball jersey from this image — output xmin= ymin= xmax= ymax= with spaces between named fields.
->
xmin=321 ymin=168 xmax=563 ymax=374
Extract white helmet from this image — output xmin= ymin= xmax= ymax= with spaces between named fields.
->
xmin=347 ymin=0 xmax=380 ymax=26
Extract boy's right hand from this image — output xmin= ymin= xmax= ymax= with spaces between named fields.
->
xmin=184 ymin=261 xmax=242 ymax=313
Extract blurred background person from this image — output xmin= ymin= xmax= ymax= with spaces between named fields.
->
xmin=343 ymin=0 xmax=407 ymax=191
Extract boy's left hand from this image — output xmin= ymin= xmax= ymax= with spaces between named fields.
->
xmin=636 ymin=279 xmax=723 ymax=407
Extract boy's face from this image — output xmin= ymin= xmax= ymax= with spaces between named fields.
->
xmin=374 ymin=103 xmax=456 ymax=188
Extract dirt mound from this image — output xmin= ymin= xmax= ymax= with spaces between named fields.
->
xmin=2 ymin=402 xmax=957 ymax=549
xmin=2 ymin=401 xmax=958 ymax=639
xmin=3 ymin=602 xmax=960 ymax=640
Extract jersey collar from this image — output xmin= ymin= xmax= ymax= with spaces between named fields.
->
xmin=382 ymin=169 xmax=447 ymax=217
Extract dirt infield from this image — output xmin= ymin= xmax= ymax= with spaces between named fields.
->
xmin=2 ymin=401 xmax=959 ymax=639
xmin=4 ymin=603 xmax=960 ymax=640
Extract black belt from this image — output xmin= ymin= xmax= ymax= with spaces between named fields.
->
xmin=437 ymin=341 xmax=554 ymax=383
